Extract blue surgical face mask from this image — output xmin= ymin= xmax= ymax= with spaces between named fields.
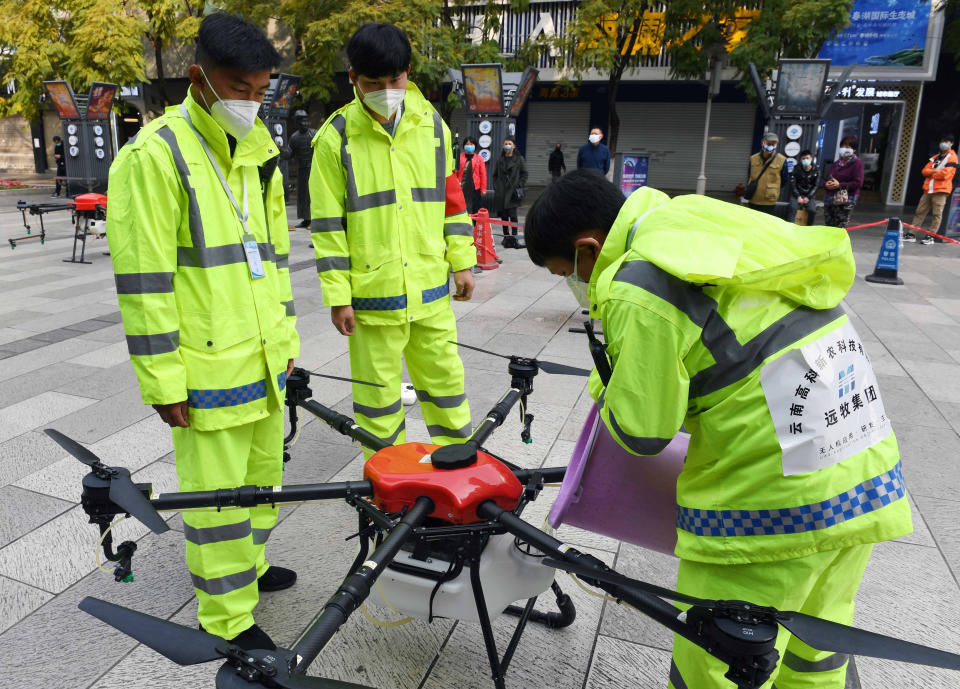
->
xmin=801 ymin=158 xmax=812 ymax=168
xmin=464 ymin=144 xmax=476 ymax=153
xmin=565 ymin=246 xmax=590 ymax=308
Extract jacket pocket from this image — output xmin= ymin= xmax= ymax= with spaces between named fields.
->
xmin=179 ymin=307 xmax=260 ymax=353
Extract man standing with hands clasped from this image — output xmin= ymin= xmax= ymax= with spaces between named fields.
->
xmin=106 ymin=12 xmax=300 ymax=651
xmin=310 ymin=23 xmax=476 ymax=457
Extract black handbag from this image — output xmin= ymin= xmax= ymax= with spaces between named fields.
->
xmin=510 ymin=185 xmax=525 ymax=203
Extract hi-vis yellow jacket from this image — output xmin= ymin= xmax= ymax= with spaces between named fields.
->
xmin=106 ymin=90 xmax=300 ymax=431
xmin=309 ymin=82 xmax=476 ymax=325
xmin=587 ymin=188 xmax=912 ymax=564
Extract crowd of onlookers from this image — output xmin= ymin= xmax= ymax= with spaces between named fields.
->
xmin=744 ymin=130 xmax=957 ymax=235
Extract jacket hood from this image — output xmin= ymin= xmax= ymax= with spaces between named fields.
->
xmin=592 ymin=187 xmax=855 ymax=310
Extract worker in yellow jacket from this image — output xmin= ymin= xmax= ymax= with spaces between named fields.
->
xmin=523 ymin=169 xmax=912 ymax=689
xmin=310 ymin=23 xmax=476 ymax=456
xmin=106 ymin=13 xmax=299 ymax=651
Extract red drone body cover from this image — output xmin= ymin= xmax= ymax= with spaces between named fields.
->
xmin=364 ymin=443 xmax=522 ymax=524
xmin=71 ymin=193 xmax=108 ymax=212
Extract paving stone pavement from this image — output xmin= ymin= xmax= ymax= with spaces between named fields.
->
xmin=1 ymin=191 xmax=960 ymax=688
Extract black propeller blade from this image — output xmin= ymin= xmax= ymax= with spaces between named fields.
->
xmin=45 ymin=428 xmax=169 ymax=535
xmin=216 ymin=662 xmax=377 ymax=689
xmin=44 ymin=427 xmax=102 ymax=466
xmin=79 ymin=597 xmax=225 ymax=666
xmin=449 ymin=341 xmax=591 ymax=377
xmin=304 ymin=371 xmax=384 ymax=388
xmin=778 ymin=611 xmax=960 ymax=672
xmin=545 ymin=558 xmax=960 ymax=672
xmin=281 ymin=675 xmax=379 ymax=689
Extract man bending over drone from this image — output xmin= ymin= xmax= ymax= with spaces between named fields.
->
xmin=523 ymin=169 xmax=912 ymax=689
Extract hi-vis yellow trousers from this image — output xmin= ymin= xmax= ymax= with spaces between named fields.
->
xmin=172 ymin=405 xmax=284 ymax=639
xmin=349 ymin=308 xmax=471 ymax=459
xmin=669 ymin=544 xmax=873 ymax=689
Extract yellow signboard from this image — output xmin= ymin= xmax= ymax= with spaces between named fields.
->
xmin=583 ymin=8 xmax=761 ymax=56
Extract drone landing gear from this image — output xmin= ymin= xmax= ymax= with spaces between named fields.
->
xmin=475 ymin=574 xmax=576 ymax=689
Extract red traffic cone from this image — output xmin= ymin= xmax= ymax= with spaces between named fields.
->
xmin=473 ymin=208 xmax=500 ymax=271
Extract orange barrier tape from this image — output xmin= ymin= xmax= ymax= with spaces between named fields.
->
xmin=844 ymin=218 xmax=960 ymax=246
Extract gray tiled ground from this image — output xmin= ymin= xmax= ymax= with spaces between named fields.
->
xmin=3 ymin=196 xmax=960 ymax=688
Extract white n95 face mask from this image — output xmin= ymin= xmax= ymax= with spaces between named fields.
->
xmin=199 ymin=67 xmax=261 ymax=141
xmin=588 ymin=134 xmax=601 ymax=144
xmin=361 ymin=88 xmax=405 ymax=120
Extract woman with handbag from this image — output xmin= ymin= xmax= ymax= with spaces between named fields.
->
xmin=493 ymin=136 xmax=528 ymax=248
xmin=822 ymin=135 xmax=864 ymax=228
xmin=456 ymin=136 xmax=487 ymax=214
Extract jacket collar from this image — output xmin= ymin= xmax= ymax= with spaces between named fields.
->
xmin=179 ymin=89 xmax=278 ymax=169
xmin=349 ymin=81 xmax=430 ymax=138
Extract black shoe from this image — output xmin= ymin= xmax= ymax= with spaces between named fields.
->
xmin=258 ymin=565 xmax=297 ymax=592
xmin=230 ymin=624 xmax=277 ymax=651
xmin=903 ymin=233 xmax=917 ymax=242
xmin=920 ymin=235 xmax=935 ymax=245
xmin=296 ymin=219 xmax=310 ymax=228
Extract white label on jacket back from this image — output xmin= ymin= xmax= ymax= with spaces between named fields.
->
xmin=760 ymin=320 xmax=892 ymax=476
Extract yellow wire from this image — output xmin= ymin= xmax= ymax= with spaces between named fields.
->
xmin=95 ymin=516 xmax=128 ymax=574
xmin=359 ymin=578 xmax=413 ymax=628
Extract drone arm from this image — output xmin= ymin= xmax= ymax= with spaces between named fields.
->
xmin=476 ymin=500 xmax=701 ymax=645
xmin=471 ymin=388 xmax=524 ymax=447
xmin=298 ymin=399 xmax=389 ymax=452
xmin=151 ymin=480 xmax=374 ymax=512
xmin=293 ymin=495 xmax=434 ymax=671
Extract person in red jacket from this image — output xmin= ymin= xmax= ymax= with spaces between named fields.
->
xmin=907 ymin=133 xmax=958 ymax=244
xmin=456 ymin=136 xmax=487 ymax=214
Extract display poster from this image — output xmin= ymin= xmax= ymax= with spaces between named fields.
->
xmin=45 ymin=81 xmax=80 ymax=119
xmin=818 ymin=0 xmax=931 ymax=67
xmin=86 ymin=83 xmax=117 ymax=119
xmin=944 ymin=186 xmax=960 ymax=236
xmin=270 ymin=74 xmax=300 ymax=117
xmin=463 ymin=64 xmax=504 ymax=114
xmin=774 ymin=60 xmax=829 ymax=116
xmin=618 ymin=154 xmax=649 ymax=197
xmin=507 ymin=67 xmax=538 ymax=118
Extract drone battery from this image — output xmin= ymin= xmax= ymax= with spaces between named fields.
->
xmin=364 ymin=442 xmax=522 ymax=523
xmin=367 ymin=533 xmax=555 ymax=623
xmin=71 ymin=192 xmax=107 ymax=213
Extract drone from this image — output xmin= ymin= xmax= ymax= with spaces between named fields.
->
xmin=50 ymin=343 xmax=960 ymax=689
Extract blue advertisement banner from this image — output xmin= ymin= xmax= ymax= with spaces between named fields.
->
xmin=620 ymin=155 xmax=649 ymax=197
xmin=818 ymin=0 xmax=930 ymax=67
xmin=874 ymin=228 xmax=901 ymax=272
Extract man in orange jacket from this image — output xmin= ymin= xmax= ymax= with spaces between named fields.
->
xmin=907 ymin=133 xmax=958 ymax=244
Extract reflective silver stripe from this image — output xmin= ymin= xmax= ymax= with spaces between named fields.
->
xmin=252 ymin=527 xmax=273 ymax=546
xmin=426 ymin=421 xmax=472 ymax=439
xmin=613 ymin=260 xmax=845 ymax=398
xmin=276 ymin=253 xmax=289 ymax=270
xmin=415 ymin=390 xmax=467 ymax=408
xmin=410 ymin=112 xmax=445 ymax=202
xmin=190 ymin=565 xmax=258 ymax=596
xmin=600 ymin=394 xmax=671 ymax=454
xmin=183 ymin=519 xmax=251 ymax=546
xmin=126 ymin=331 xmax=179 ymax=356
xmin=443 ymin=222 xmax=474 ymax=237
xmin=282 ymin=300 xmax=296 ymax=317
xmin=380 ymin=420 xmax=406 ymax=446
xmin=317 ymin=256 xmax=351 ymax=273
xmin=669 ymin=660 xmax=688 ymax=689
xmin=783 ymin=650 xmax=849 ymax=673
xmin=311 ymin=217 xmax=345 ymax=233
xmin=177 ymin=243 xmax=276 ymax=269
xmin=115 ymin=272 xmax=174 ymax=295
xmin=156 ymin=126 xmax=205 ymax=249
xmin=353 ymin=399 xmax=402 ymax=419
xmin=331 ymin=114 xmax=397 ymax=212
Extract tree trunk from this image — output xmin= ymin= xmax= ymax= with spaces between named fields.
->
xmin=607 ymin=73 xmax=622 ymax=158
xmin=154 ymin=39 xmax=169 ymax=108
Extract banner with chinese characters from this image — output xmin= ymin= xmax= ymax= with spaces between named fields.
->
xmin=818 ymin=0 xmax=931 ymax=67
xmin=760 ymin=320 xmax=892 ymax=476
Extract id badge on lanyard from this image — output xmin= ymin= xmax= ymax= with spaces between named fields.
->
xmin=181 ymin=105 xmax=265 ymax=280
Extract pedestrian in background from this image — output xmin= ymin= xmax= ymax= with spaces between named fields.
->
xmin=822 ymin=135 xmax=863 ymax=229
xmin=493 ymin=135 xmax=528 ymax=248
xmin=577 ymin=128 xmax=610 ymax=175
xmin=548 ymin=142 xmax=566 ymax=182
xmin=288 ymin=109 xmax=315 ymax=228
xmin=906 ymin=133 xmax=958 ymax=244
xmin=456 ymin=135 xmax=486 ymax=214
xmin=789 ymin=149 xmax=819 ymax=225
xmin=745 ymin=131 xmax=788 ymax=215
xmin=52 ymin=135 xmax=66 ymax=197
